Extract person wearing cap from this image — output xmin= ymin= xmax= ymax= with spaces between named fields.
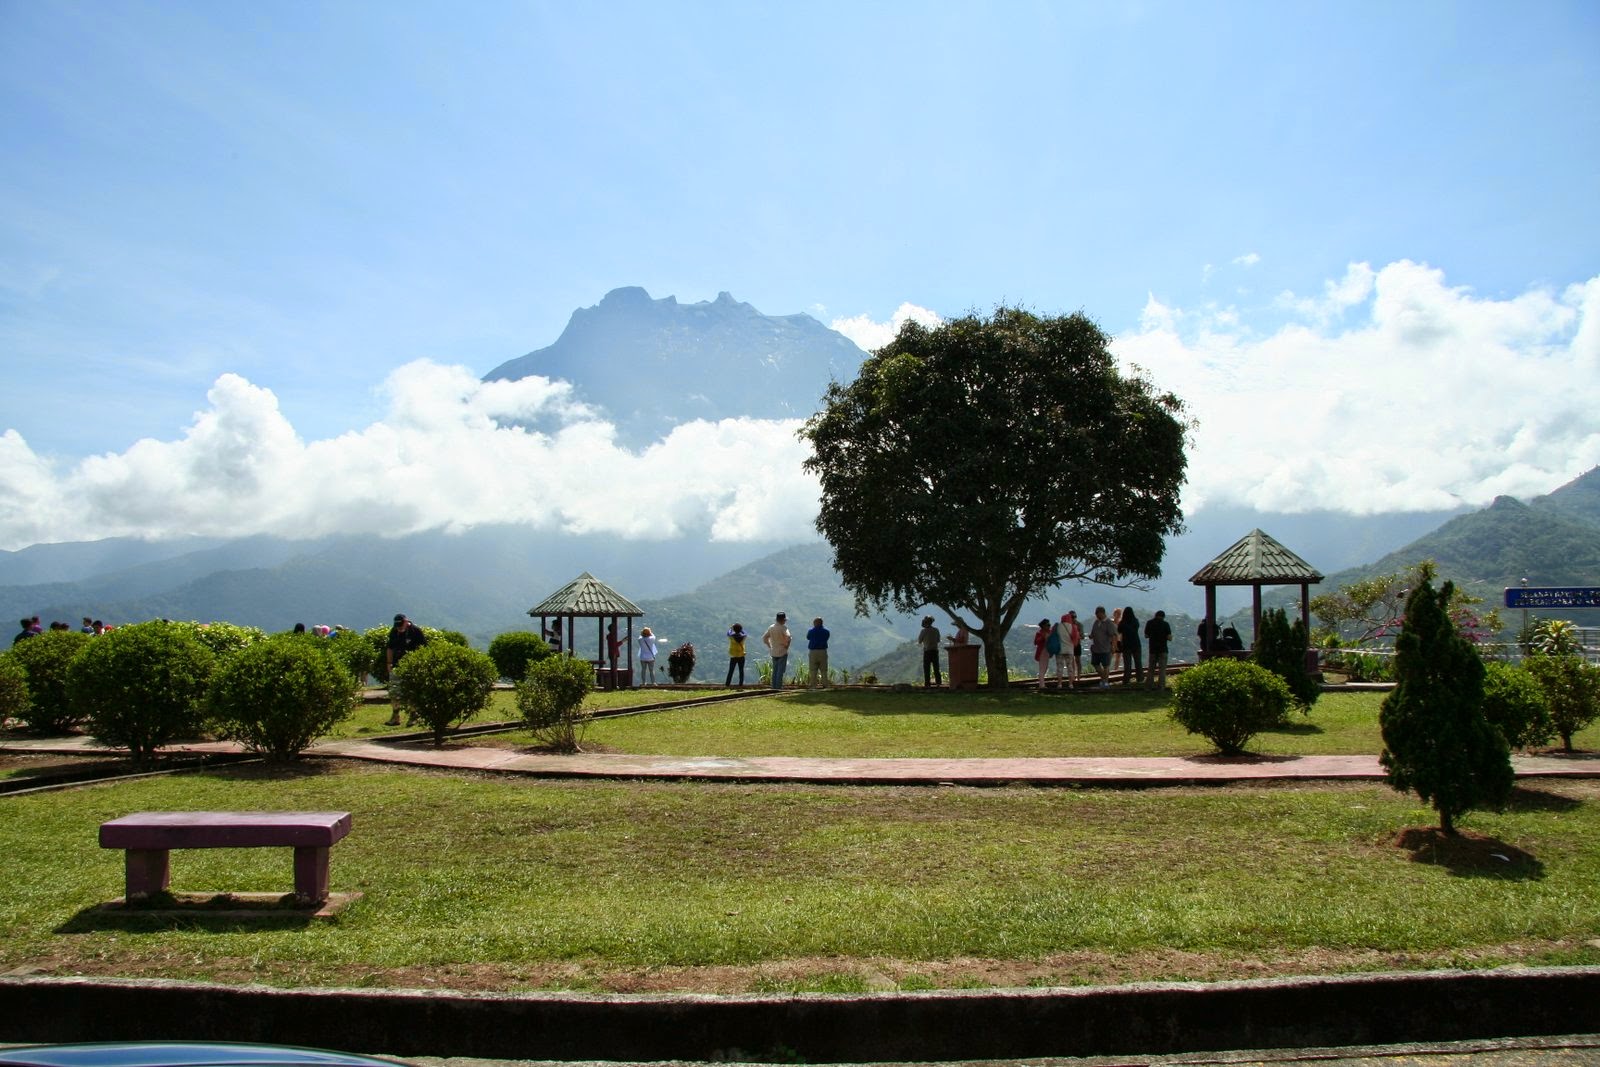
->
xmin=384 ymin=613 xmax=429 ymax=724
xmin=916 ymin=616 xmax=942 ymax=687
xmin=762 ymin=612 xmax=792 ymax=690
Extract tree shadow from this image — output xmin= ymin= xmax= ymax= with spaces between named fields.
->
xmin=802 ymin=688 xmax=1161 ymax=720
xmin=1504 ymin=784 xmax=1584 ymax=814
xmin=1262 ymin=721 xmax=1325 ymax=737
xmin=195 ymin=759 xmax=338 ymax=782
xmin=1393 ymin=827 xmax=1545 ymax=881
xmin=1180 ymin=752 xmax=1302 ymax=765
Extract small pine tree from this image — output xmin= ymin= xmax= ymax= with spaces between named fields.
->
xmin=1378 ymin=579 xmax=1512 ymax=834
xmin=1254 ymin=607 xmax=1319 ymax=709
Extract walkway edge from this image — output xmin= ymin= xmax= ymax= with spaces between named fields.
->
xmin=3 ymin=967 xmax=1597 ymax=1062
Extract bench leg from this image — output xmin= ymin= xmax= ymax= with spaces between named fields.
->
xmin=292 ymin=845 xmax=330 ymax=905
xmin=125 ymin=849 xmax=170 ymax=898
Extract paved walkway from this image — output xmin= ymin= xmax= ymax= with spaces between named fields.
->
xmin=4 ymin=732 xmax=1596 ymax=786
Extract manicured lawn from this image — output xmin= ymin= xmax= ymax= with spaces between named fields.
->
xmin=4 ymin=764 xmax=1597 ymax=994
xmin=507 ymin=689 xmax=1390 ymax=758
xmin=323 ymin=687 xmax=730 ymax=741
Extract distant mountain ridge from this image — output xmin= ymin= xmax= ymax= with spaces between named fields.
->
xmin=482 ymin=287 xmax=865 ymax=447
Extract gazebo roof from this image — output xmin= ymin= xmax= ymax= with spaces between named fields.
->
xmin=528 ymin=572 xmax=643 ymax=617
xmin=1189 ymin=529 xmax=1323 ymax=586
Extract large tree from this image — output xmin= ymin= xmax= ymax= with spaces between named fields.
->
xmin=800 ymin=307 xmax=1189 ymax=686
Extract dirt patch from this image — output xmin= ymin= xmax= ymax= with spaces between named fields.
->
xmin=9 ymin=941 xmax=1595 ymax=995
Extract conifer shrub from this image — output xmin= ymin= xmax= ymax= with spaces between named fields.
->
xmin=516 ymin=653 xmax=594 ymax=753
xmin=207 ymin=634 xmax=358 ymax=761
xmin=7 ymin=629 xmax=91 ymax=733
xmin=1480 ymin=661 xmax=1553 ymax=751
xmin=1253 ymin=607 xmax=1319 ymax=708
xmin=488 ymin=630 xmax=553 ymax=682
xmin=1379 ymin=579 xmax=1512 ymax=834
xmin=0 ymin=654 xmax=30 ymax=727
xmin=68 ymin=621 xmax=216 ymax=763
xmin=1168 ymin=658 xmax=1293 ymax=754
xmin=389 ymin=641 xmax=498 ymax=745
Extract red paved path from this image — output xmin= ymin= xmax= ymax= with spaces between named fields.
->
xmin=4 ymin=733 xmax=1596 ymax=786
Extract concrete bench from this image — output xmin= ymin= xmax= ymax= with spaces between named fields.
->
xmin=99 ymin=811 xmax=352 ymax=905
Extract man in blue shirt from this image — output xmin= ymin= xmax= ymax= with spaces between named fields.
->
xmin=806 ymin=617 xmax=831 ymax=688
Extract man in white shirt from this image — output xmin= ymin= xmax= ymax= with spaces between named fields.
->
xmin=762 ymin=612 xmax=792 ymax=690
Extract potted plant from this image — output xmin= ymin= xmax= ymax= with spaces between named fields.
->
xmin=666 ymin=642 xmax=696 ymax=684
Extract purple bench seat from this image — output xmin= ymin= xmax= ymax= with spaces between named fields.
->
xmin=99 ymin=811 xmax=352 ymax=905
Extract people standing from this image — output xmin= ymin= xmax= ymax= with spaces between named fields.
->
xmin=1054 ymin=613 xmax=1078 ymax=687
xmin=385 ymin=613 xmax=429 ymax=725
xmin=1118 ymin=606 xmax=1143 ymax=687
xmin=806 ymin=617 xmax=830 ymax=688
xmin=13 ymin=618 xmax=37 ymax=646
xmin=917 ymin=616 xmax=942 ymax=687
xmin=1110 ymin=607 xmax=1124 ymax=674
xmin=1033 ymin=618 xmax=1053 ymax=687
xmin=762 ymin=612 xmax=791 ymax=690
xmin=545 ymin=622 xmax=564 ymax=655
xmin=726 ymin=623 xmax=747 ymax=687
xmin=1145 ymin=610 xmax=1173 ymax=690
xmin=606 ymin=622 xmax=622 ymax=671
xmin=1088 ymin=606 xmax=1116 ymax=689
xmin=637 ymin=627 xmax=658 ymax=685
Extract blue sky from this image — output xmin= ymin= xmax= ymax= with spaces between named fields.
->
xmin=1 ymin=1 xmax=1597 ymax=549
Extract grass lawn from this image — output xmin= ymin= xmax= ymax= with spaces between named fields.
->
xmin=4 ymin=763 xmax=1597 ymax=994
xmin=321 ymin=687 xmax=732 ymax=741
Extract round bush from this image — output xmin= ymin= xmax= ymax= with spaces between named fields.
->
xmin=168 ymin=620 xmax=267 ymax=658
xmin=0 ymin=654 xmax=30 ymax=727
xmin=516 ymin=653 xmax=595 ymax=752
xmin=322 ymin=629 xmax=377 ymax=684
xmin=207 ymin=634 xmax=359 ymax=761
xmin=68 ymin=621 xmax=216 ymax=762
xmin=488 ymin=630 xmax=553 ymax=682
xmin=8 ymin=629 xmax=91 ymax=733
xmin=1169 ymin=658 xmax=1293 ymax=755
xmin=1524 ymin=654 xmax=1600 ymax=753
xmin=389 ymin=641 xmax=498 ymax=744
xmin=1481 ymin=661 xmax=1553 ymax=751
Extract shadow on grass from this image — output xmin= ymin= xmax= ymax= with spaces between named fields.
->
xmin=196 ymin=759 xmax=340 ymax=782
xmin=56 ymin=897 xmax=319 ymax=935
xmin=1394 ymin=827 xmax=1545 ymax=880
xmin=1263 ymin=720 xmax=1325 ymax=737
xmin=1180 ymin=752 xmax=1302 ymax=765
xmin=1505 ymin=784 xmax=1585 ymax=813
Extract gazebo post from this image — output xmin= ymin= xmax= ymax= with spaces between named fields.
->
xmin=1252 ymin=584 xmax=1263 ymax=648
xmin=1204 ymin=586 xmax=1217 ymax=656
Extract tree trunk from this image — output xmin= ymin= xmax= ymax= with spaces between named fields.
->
xmin=982 ymin=631 xmax=1009 ymax=689
xmin=1439 ymin=808 xmax=1455 ymax=835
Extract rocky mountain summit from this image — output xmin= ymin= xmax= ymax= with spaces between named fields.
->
xmin=482 ymin=287 xmax=866 ymax=447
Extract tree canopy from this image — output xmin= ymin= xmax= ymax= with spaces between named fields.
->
xmin=800 ymin=306 xmax=1189 ymax=685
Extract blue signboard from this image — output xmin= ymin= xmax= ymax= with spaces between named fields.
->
xmin=1504 ymin=587 xmax=1600 ymax=609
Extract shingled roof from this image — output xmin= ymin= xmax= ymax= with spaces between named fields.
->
xmin=1189 ymin=529 xmax=1323 ymax=586
xmin=528 ymin=572 xmax=643 ymax=617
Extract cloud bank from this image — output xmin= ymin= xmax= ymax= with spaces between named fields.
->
xmin=1119 ymin=260 xmax=1600 ymax=513
xmin=829 ymin=302 xmax=944 ymax=352
xmin=1 ymin=260 xmax=1595 ymax=551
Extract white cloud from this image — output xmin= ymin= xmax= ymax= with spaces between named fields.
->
xmin=3 ymin=263 xmax=1596 ymax=551
xmin=1115 ymin=260 xmax=1600 ymax=514
xmin=1232 ymin=252 xmax=1261 ymax=267
xmin=0 ymin=364 xmax=820 ymax=550
xmin=829 ymin=302 xmax=944 ymax=352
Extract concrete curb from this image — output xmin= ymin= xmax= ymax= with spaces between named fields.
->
xmin=3 ymin=968 xmax=1597 ymax=1063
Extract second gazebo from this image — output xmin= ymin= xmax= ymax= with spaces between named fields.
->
xmin=1189 ymin=529 xmax=1322 ymax=656
xmin=528 ymin=572 xmax=644 ymax=690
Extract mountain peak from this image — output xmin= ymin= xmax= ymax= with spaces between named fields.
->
xmin=481 ymin=287 xmax=866 ymax=447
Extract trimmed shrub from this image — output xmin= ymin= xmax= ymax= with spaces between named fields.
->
xmin=7 ymin=630 xmax=91 ymax=733
xmin=362 ymin=623 xmax=462 ymax=683
xmin=0 ymin=654 xmax=29 ymax=727
xmin=1524 ymin=653 xmax=1600 ymax=753
xmin=322 ymin=629 xmax=377 ymax=684
xmin=68 ymin=621 xmax=216 ymax=763
xmin=516 ymin=654 xmax=594 ymax=752
xmin=168 ymin=621 xmax=267 ymax=659
xmin=1254 ymin=607 xmax=1319 ymax=708
xmin=1379 ymin=579 xmax=1512 ymax=834
xmin=1169 ymin=657 xmax=1293 ymax=755
xmin=389 ymin=641 xmax=498 ymax=745
xmin=488 ymin=630 xmax=553 ymax=682
xmin=432 ymin=629 xmax=470 ymax=648
xmin=1481 ymin=661 xmax=1554 ymax=751
xmin=207 ymin=635 xmax=358 ymax=760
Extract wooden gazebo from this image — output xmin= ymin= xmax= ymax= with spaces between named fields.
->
xmin=529 ymin=572 xmax=644 ymax=690
xmin=1190 ymin=529 xmax=1322 ymax=656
